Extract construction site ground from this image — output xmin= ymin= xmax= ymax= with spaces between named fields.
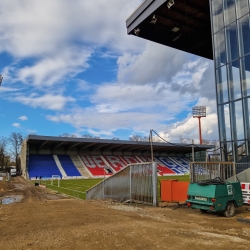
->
xmin=0 ymin=177 xmax=250 ymax=250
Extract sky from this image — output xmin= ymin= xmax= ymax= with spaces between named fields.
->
xmin=0 ymin=0 xmax=219 ymax=143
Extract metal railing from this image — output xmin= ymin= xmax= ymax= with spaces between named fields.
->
xmin=234 ymin=163 xmax=250 ymax=182
xmin=190 ymin=162 xmax=235 ymax=183
xmin=86 ymin=162 xmax=158 ymax=206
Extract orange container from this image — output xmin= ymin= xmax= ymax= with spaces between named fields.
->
xmin=161 ymin=179 xmax=189 ymax=202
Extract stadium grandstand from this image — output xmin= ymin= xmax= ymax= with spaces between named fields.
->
xmin=20 ymin=135 xmax=215 ymax=180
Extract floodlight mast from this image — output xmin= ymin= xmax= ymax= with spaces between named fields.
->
xmin=192 ymin=106 xmax=206 ymax=145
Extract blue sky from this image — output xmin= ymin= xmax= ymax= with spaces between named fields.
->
xmin=0 ymin=0 xmax=219 ymax=142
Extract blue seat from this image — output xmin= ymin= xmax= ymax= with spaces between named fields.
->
xmin=28 ymin=155 xmax=62 ymax=178
xmin=57 ymin=155 xmax=81 ymax=177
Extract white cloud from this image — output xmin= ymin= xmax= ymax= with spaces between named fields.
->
xmin=0 ymin=0 xmax=145 ymax=57
xmin=16 ymin=47 xmax=92 ymax=87
xmin=91 ymin=82 xmax=193 ymax=115
xmin=12 ymin=123 xmax=21 ymax=128
xmin=11 ymin=93 xmax=75 ymax=111
xmin=18 ymin=116 xmax=28 ymax=121
xmin=27 ymin=129 xmax=36 ymax=133
xmin=0 ymin=86 xmax=19 ymax=92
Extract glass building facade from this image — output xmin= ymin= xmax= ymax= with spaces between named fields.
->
xmin=210 ymin=0 xmax=250 ymax=162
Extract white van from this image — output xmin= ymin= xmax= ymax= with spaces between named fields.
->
xmin=10 ymin=169 xmax=16 ymax=176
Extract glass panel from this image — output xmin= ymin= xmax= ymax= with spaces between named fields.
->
xmin=218 ymin=104 xmax=231 ymax=141
xmin=233 ymin=141 xmax=246 ymax=162
xmin=228 ymin=60 xmax=242 ymax=100
xmin=246 ymin=140 xmax=250 ymax=156
xmin=235 ymin=0 xmax=249 ymax=18
xmin=243 ymin=97 xmax=250 ymax=139
xmin=214 ymin=29 xmax=227 ymax=68
xmin=238 ymin=14 xmax=250 ymax=57
xmin=230 ymin=100 xmax=244 ymax=140
xmin=216 ymin=66 xmax=229 ymax=103
xmin=240 ymin=54 xmax=250 ymax=96
xmin=221 ymin=142 xmax=233 ymax=161
xmin=225 ymin=22 xmax=239 ymax=62
xmin=212 ymin=0 xmax=224 ymax=33
xmin=224 ymin=0 xmax=236 ymax=25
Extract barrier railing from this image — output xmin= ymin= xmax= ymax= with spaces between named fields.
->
xmin=86 ymin=162 xmax=158 ymax=206
xmin=190 ymin=162 xmax=235 ymax=183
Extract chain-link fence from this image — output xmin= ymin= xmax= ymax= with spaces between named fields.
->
xmin=190 ymin=162 xmax=235 ymax=183
xmin=86 ymin=162 xmax=158 ymax=206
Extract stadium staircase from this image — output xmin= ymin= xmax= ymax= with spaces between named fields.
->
xmin=137 ymin=156 xmax=176 ymax=175
xmin=57 ymin=155 xmax=81 ymax=177
xmin=53 ymin=155 xmax=67 ymax=178
xmin=80 ymin=155 xmax=112 ymax=177
xmin=102 ymin=156 xmax=126 ymax=172
xmin=28 ymin=154 xmax=62 ymax=179
xmin=70 ymin=155 xmax=92 ymax=177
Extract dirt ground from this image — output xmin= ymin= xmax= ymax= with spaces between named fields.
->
xmin=0 ymin=177 xmax=250 ymax=250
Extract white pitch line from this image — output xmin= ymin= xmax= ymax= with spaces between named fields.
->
xmin=67 ymin=182 xmax=90 ymax=187
xmin=49 ymin=185 xmax=86 ymax=194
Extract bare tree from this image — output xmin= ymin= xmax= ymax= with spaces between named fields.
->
xmin=9 ymin=132 xmax=24 ymax=173
xmin=112 ymin=137 xmax=120 ymax=140
xmin=59 ymin=133 xmax=77 ymax=138
xmin=129 ymin=135 xmax=149 ymax=142
xmin=81 ymin=134 xmax=100 ymax=139
xmin=0 ymin=137 xmax=10 ymax=171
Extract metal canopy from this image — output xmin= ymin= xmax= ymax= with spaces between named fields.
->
xmin=26 ymin=135 xmax=214 ymax=154
xmin=126 ymin=0 xmax=212 ymax=60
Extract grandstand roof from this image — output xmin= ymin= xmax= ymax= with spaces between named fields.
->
xmin=126 ymin=0 xmax=212 ymax=60
xmin=26 ymin=135 xmax=215 ymax=154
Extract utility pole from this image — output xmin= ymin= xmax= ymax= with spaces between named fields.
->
xmin=150 ymin=129 xmax=154 ymax=164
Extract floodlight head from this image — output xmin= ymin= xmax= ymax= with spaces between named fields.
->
xmin=150 ymin=15 xmax=157 ymax=24
xmin=0 ymin=74 xmax=3 ymax=86
xmin=192 ymin=106 xmax=206 ymax=118
xmin=134 ymin=28 xmax=140 ymax=36
xmin=167 ymin=0 xmax=174 ymax=9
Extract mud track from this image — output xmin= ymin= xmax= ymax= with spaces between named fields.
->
xmin=0 ymin=177 xmax=250 ymax=250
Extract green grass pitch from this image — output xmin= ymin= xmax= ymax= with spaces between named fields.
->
xmin=31 ymin=175 xmax=190 ymax=200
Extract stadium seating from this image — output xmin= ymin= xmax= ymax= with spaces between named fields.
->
xmin=156 ymin=156 xmax=189 ymax=174
xmin=137 ymin=156 xmax=176 ymax=175
xmin=102 ymin=156 xmax=126 ymax=172
xmin=80 ymin=155 xmax=112 ymax=176
xmin=170 ymin=156 xmax=190 ymax=169
xmin=57 ymin=155 xmax=81 ymax=177
xmin=119 ymin=156 xmax=141 ymax=165
xmin=29 ymin=154 xmax=62 ymax=178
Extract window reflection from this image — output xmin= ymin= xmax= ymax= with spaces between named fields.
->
xmin=225 ymin=22 xmax=239 ymax=62
xmin=238 ymin=14 xmax=250 ymax=57
xmin=217 ymin=66 xmax=229 ymax=103
xmin=212 ymin=0 xmax=224 ymax=33
xmin=214 ymin=29 xmax=227 ymax=67
xmin=228 ymin=60 xmax=241 ymax=100
xmin=224 ymin=0 xmax=236 ymax=26
xmin=233 ymin=141 xmax=246 ymax=162
xmin=218 ymin=104 xmax=231 ymax=141
xmin=240 ymin=54 xmax=250 ymax=96
xmin=230 ymin=100 xmax=244 ymax=140
xmin=221 ymin=142 xmax=233 ymax=161
xmin=235 ymin=0 xmax=249 ymax=18
xmin=243 ymin=98 xmax=250 ymax=139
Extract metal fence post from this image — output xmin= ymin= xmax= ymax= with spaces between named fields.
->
xmin=233 ymin=162 xmax=236 ymax=182
xmin=130 ymin=165 xmax=132 ymax=203
xmin=152 ymin=162 xmax=158 ymax=207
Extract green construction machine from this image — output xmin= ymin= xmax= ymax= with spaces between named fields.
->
xmin=187 ymin=162 xmax=243 ymax=217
